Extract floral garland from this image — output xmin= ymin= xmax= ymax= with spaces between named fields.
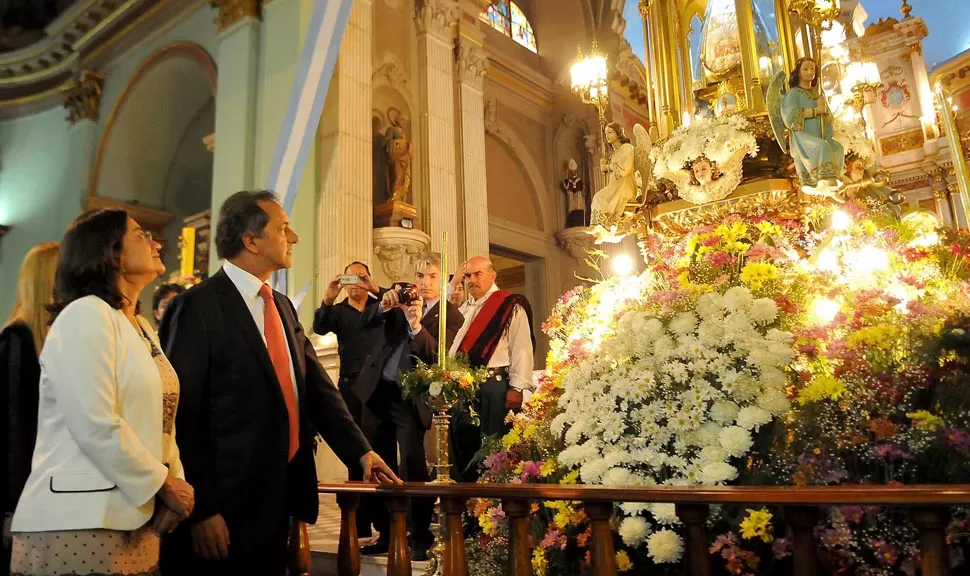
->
xmin=651 ymin=113 xmax=758 ymax=179
xmin=469 ymin=206 xmax=970 ymax=575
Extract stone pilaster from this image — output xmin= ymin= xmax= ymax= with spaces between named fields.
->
xmin=415 ymin=0 xmax=461 ymax=263
xmin=209 ymin=8 xmax=260 ymax=273
xmin=455 ymin=36 xmax=489 ymax=260
xmin=317 ymin=0 xmax=374 ymax=293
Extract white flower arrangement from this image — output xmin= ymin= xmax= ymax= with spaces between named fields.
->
xmin=651 ymin=113 xmax=759 ymax=179
xmin=554 ymin=286 xmax=794 ymax=563
xmin=832 ymin=113 xmax=875 ymax=164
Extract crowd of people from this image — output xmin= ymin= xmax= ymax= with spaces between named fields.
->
xmin=0 ymin=189 xmax=535 ymax=575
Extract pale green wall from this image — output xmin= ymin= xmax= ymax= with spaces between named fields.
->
xmin=0 ymin=108 xmax=81 ymax=320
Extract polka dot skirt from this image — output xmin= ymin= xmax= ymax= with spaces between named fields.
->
xmin=9 ymin=527 xmax=160 ymax=576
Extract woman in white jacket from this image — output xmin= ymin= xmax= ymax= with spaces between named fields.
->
xmin=10 ymin=209 xmax=193 ymax=576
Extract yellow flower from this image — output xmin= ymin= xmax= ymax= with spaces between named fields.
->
xmin=616 ymin=550 xmax=633 ymax=572
xmin=740 ymin=508 xmax=774 ymax=543
xmin=739 ymin=262 xmax=778 ymax=290
xmin=553 ymin=509 xmax=571 ymax=529
xmin=907 ymin=410 xmax=942 ymax=431
xmin=502 ymin=429 xmax=521 ymax=450
xmin=532 ymin=549 xmax=548 ymax=576
xmin=522 ymin=424 xmax=539 ymax=440
xmin=513 ymin=462 xmax=524 ymax=476
xmin=797 ymin=374 xmax=846 ymax=405
xmin=540 ymin=460 xmax=557 ymax=477
xmin=846 ymin=324 xmax=898 ymax=350
xmin=561 ymin=470 xmax=580 ymax=485
xmin=755 ymin=221 xmax=783 ymax=237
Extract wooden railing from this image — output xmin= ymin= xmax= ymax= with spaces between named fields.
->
xmin=293 ymin=482 xmax=970 ymax=576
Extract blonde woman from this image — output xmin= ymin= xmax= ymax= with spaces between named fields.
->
xmin=1 ymin=242 xmax=59 ymax=569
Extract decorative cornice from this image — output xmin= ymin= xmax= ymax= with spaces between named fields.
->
xmin=372 ymin=227 xmax=431 ymax=282
xmin=372 ymin=55 xmax=411 ymax=95
xmin=455 ymin=40 xmax=488 ymax=88
xmin=210 ymin=0 xmax=260 ymax=33
xmin=556 ymin=227 xmax=596 ymax=262
xmin=62 ymin=70 xmax=104 ymax=124
xmin=415 ymin=0 xmax=460 ymax=40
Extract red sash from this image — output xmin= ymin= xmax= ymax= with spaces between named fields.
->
xmin=458 ymin=290 xmax=513 ymax=359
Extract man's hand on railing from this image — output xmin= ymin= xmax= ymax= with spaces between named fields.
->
xmin=360 ymin=451 xmax=402 ymax=485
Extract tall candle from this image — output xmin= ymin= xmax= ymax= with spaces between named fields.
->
xmin=936 ymin=83 xmax=970 ymax=227
xmin=439 ymin=232 xmax=448 ymax=369
xmin=179 ymin=226 xmax=196 ymax=278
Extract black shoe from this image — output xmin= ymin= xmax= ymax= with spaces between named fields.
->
xmin=360 ymin=538 xmax=389 ymax=555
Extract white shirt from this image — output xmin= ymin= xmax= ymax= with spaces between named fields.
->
xmin=223 ymin=261 xmax=299 ymax=404
xmin=448 ymin=283 xmax=534 ymax=391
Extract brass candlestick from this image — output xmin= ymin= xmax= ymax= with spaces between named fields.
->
xmin=424 ymin=400 xmax=457 ymax=576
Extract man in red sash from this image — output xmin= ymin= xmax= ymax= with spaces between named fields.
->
xmin=448 ymin=256 xmax=535 ymax=482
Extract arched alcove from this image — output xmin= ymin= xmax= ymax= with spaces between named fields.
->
xmin=90 ymin=42 xmax=216 ymax=309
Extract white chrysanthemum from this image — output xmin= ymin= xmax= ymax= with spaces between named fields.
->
xmin=550 ymin=413 xmax=568 ymax=437
xmin=580 ymin=457 xmax=612 ymax=483
xmin=669 ymin=311 xmax=698 ymax=335
xmin=641 ymin=317 xmax=665 ymax=339
xmin=649 ymin=503 xmax=681 ymax=526
xmin=699 ymin=461 xmax=738 ymax=484
xmin=736 ymin=406 xmax=772 ymax=431
xmin=620 ymin=502 xmax=650 ymax=515
xmin=690 ymin=423 xmax=722 ymax=447
xmin=750 ymin=298 xmax=779 ymax=325
xmin=719 ymin=426 xmax=753 ymax=457
xmin=602 ymin=467 xmax=635 ymax=486
xmin=722 ymin=286 xmax=754 ymax=311
xmin=564 ymin=418 xmax=586 ymax=445
xmin=619 ymin=516 xmax=650 ymax=547
xmin=760 ymin=366 xmax=789 ymax=387
xmin=647 ymin=529 xmax=684 ymax=564
xmin=695 ymin=292 xmax=724 ymax=318
xmin=758 ymin=388 xmax=791 ymax=415
xmin=428 ymin=381 xmax=442 ymax=397
xmin=698 ymin=446 xmax=727 ymax=464
xmin=710 ymin=400 xmax=740 ymax=424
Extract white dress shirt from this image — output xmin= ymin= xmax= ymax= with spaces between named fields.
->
xmin=448 ymin=283 xmax=534 ymax=391
xmin=223 ymin=261 xmax=299 ymax=404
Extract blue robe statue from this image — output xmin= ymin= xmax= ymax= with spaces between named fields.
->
xmin=782 ymin=87 xmax=845 ymax=189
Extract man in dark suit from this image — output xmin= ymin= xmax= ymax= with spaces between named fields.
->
xmin=159 ymin=190 xmax=398 ymax=575
xmin=353 ymin=251 xmax=463 ymax=560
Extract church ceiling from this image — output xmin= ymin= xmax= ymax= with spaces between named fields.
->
xmin=0 ymin=0 xmax=79 ymax=52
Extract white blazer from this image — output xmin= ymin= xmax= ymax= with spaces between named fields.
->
xmin=12 ymin=295 xmax=183 ymax=533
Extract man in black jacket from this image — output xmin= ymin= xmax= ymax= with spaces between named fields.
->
xmin=160 ymin=190 xmax=398 ymax=575
xmin=354 ymin=251 xmax=463 ymax=560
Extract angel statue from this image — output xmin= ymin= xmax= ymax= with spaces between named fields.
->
xmin=384 ymin=107 xmax=414 ymax=203
xmin=590 ymin=122 xmax=652 ymax=243
xmin=842 ymin=153 xmax=900 ymax=219
xmin=768 ymin=58 xmax=845 ymax=198
xmin=666 ymin=150 xmax=747 ymax=205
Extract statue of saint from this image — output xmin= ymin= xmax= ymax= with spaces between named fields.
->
xmin=590 ymin=122 xmax=637 ymax=230
xmin=561 ymin=158 xmax=587 ymax=227
xmin=384 ymin=108 xmax=413 ymax=203
xmin=782 ymin=57 xmax=845 ymax=195
xmin=842 ymin=153 xmax=900 ymax=219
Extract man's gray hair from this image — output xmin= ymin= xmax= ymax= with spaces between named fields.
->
xmin=414 ymin=251 xmax=441 ymax=273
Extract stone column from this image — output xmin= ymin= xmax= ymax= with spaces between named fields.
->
xmin=455 ymin=35 xmax=489 ymax=260
xmin=415 ymin=0 xmax=461 ymax=263
xmin=316 ymin=0 xmax=374 ymax=298
xmin=209 ymin=0 xmax=261 ymax=274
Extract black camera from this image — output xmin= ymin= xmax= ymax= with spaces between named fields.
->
xmin=396 ymin=282 xmax=419 ymax=305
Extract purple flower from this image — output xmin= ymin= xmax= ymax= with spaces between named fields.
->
xmin=521 ymin=461 xmax=543 ymax=481
xmin=772 ymin=537 xmax=792 ymax=559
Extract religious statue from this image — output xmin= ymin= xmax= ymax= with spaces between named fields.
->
xmin=665 ymin=150 xmax=747 ymax=205
xmin=589 ymin=123 xmax=652 ymax=243
xmin=779 ymin=58 xmax=846 ymax=195
xmin=384 ymin=107 xmax=413 ymax=203
xmin=561 ymin=158 xmax=587 ymax=228
xmin=842 ymin=153 xmax=900 ymax=219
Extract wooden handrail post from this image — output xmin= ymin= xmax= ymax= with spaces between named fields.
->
xmin=503 ymin=499 xmax=532 ymax=576
xmin=442 ymin=497 xmax=469 ymax=576
xmin=785 ymin=506 xmax=820 ymax=576
xmin=912 ymin=507 xmax=951 ymax=576
xmin=336 ymin=493 xmax=361 ymax=576
xmin=584 ymin=501 xmax=617 ymax=576
xmin=287 ymin=519 xmax=312 ymax=576
xmin=677 ymin=503 xmax=712 ymax=576
xmin=387 ymin=497 xmax=412 ymax=575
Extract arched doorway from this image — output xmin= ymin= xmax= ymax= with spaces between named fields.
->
xmin=89 ymin=42 xmax=216 ymax=315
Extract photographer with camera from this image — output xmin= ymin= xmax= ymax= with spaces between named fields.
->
xmin=352 ymin=252 xmax=463 ymax=560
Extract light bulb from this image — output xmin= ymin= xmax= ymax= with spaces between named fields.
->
xmin=831 ymin=210 xmax=852 ymax=231
xmin=611 ymin=254 xmax=635 ymax=277
xmin=812 ymin=297 xmax=841 ymax=324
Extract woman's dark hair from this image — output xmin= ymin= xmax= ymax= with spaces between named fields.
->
xmin=789 ymin=57 xmax=819 ymax=90
xmin=152 ymin=283 xmax=185 ymax=314
xmin=605 ymin=121 xmax=632 ymax=150
xmin=48 ymin=209 xmax=129 ymax=322
xmin=215 ymin=190 xmax=280 ymax=260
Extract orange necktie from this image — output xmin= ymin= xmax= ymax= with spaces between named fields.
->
xmin=258 ymin=284 xmax=300 ymax=461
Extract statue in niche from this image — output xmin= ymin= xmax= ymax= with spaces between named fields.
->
xmin=561 ymin=158 xmax=587 ymax=228
xmin=779 ymin=58 xmax=846 ymax=196
xmin=384 ymin=107 xmax=413 ymax=204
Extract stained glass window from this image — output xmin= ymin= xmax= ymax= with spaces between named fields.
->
xmin=509 ymin=2 xmax=537 ymax=53
xmin=480 ymin=1 xmax=537 ymax=53
xmin=481 ymin=0 xmax=510 ymax=35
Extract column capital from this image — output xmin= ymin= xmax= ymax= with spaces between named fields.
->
xmin=210 ymin=0 xmax=260 ymax=33
xmin=62 ymin=70 xmax=104 ymax=125
xmin=455 ymin=40 xmax=488 ymax=89
xmin=415 ymin=0 xmax=460 ymax=40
